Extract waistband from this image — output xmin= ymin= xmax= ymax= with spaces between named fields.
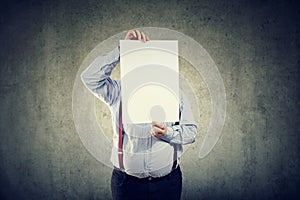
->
xmin=113 ymin=161 xmax=179 ymax=180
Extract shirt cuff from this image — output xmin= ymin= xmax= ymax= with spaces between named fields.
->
xmin=161 ymin=126 xmax=175 ymax=142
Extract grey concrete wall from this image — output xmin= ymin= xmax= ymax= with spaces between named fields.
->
xmin=0 ymin=0 xmax=299 ymax=199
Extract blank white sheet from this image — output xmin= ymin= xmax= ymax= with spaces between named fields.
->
xmin=120 ymin=40 xmax=179 ymax=124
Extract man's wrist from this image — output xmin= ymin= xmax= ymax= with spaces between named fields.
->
xmin=161 ymin=126 xmax=174 ymax=142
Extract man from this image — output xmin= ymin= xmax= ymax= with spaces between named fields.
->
xmin=81 ymin=29 xmax=197 ymax=200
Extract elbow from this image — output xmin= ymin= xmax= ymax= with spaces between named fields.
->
xmin=80 ymin=70 xmax=95 ymax=89
xmin=183 ymin=125 xmax=197 ymax=145
xmin=183 ymin=136 xmax=195 ymax=145
xmin=190 ymin=135 xmax=196 ymax=144
xmin=80 ymin=71 xmax=97 ymax=93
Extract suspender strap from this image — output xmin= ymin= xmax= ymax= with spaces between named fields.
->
xmin=172 ymin=145 xmax=177 ymax=170
xmin=118 ymin=101 xmax=125 ymax=171
xmin=118 ymin=100 xmax=178 ymax=172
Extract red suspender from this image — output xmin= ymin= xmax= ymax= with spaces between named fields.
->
xmin=118 ymin=101 xmax=125 ymax=171
xmin=172 ymin=145 xmax=177 ymax=170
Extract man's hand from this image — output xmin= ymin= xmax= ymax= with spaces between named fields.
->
xmin=151 ymin=121 xmax=167 ymax=139
xmin=125 ymin=29 xmax=150 ymax=42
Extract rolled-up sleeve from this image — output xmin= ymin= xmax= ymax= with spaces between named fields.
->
xmin=161 ymin=92 xmax=198 ymax=145
xmin=81 ymin=47 xmax=120 ymax=106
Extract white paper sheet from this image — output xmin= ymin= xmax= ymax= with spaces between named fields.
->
xmin=120 ymin=40 xmax=179 ymax=124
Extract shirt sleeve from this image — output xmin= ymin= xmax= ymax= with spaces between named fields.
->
xmin=80 ymin=47 xmax=120 ymax=106
xmin=161 ymin=91 xmax=198 ymax=145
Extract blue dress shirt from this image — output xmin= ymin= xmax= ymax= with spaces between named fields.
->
xmin=81 ymin=47 xmax=197 ymax=178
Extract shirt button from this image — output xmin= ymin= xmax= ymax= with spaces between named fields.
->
xmin=148 ymin=177 xmax=152 ymax=181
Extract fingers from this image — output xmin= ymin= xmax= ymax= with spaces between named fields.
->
xmin=151 ymin=126 xmax=164 ymax=139
xmin=125 ymin=29 xmax=149 ymax=42
xmin=135 ymin=30 xmax=141 ymax=41
xmin=152 ymin=121 xmax=165 ymax=129
xmin=152 ymin=132 xmax=162 ymax=139
xmin=153 ymin=126 xmax=163 ymax=133
xmin=125 ymin=30 xmax=136 ymax=40
xmin=140 ymin=31 xmax=146 ymax=42
xmin=151 ymin=121 xmax=167 ymax=139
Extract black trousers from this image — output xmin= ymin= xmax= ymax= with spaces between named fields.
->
xmin=111 ymin=166 xmax=182 ymax=200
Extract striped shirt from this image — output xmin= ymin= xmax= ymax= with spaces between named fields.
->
xmin=81 ymin=47 xmax=197 ymax=178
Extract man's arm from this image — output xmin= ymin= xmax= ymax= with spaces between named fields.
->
xmin=152 ymin=92 xmax=198 ymax=145
xmin=81 ymin=48 xmax=121 ymax=106
xmin=81 ymin=29 xmax=149 ymax=106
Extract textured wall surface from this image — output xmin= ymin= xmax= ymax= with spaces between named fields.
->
xmin=0 ymin=0 xmax=299 ymax=199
